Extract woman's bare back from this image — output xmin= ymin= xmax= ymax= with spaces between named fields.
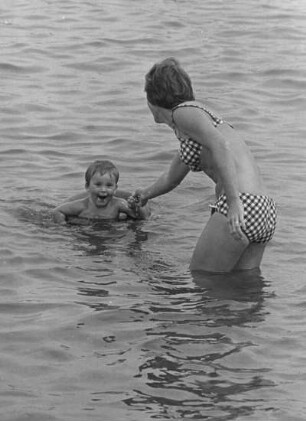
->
xmin=201 ymin=123 xmax=266 ymax=197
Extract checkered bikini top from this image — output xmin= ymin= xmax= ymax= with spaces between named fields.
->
xmin=172 ymin=103 xmax=224 ymax=172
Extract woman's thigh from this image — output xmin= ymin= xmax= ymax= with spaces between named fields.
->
xmin=189 ymin=213 xmax=249 ymax=273
xmin=234 ymin=242 xmax=266 ymax=270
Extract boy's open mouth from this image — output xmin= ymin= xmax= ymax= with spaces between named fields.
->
xmin=97 ymin=194 xmax=108 ymax=202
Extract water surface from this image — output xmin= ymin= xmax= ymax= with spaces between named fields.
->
xmin=1 ymin=0 xmax=306 ymax=420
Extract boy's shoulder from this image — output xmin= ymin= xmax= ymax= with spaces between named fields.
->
xmin=70 ymin=197 xmax=89 ymax=209
xmin=58 ymin=197 xmax=89 ymax=213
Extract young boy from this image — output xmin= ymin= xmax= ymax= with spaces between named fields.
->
xmin=53 ymin=160 xmax=149 ymax=223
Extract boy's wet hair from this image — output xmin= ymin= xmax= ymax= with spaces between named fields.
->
xmin=85 ymin=160 xmax=119 ymax=187
xmin=145 ymin=57 xmax=194 ymax=109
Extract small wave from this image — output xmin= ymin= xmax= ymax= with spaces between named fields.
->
xmin=0 ymin=62 xmax=46 ymax=74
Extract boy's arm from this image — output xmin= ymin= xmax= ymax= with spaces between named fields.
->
xmin=52 ymin=200 xmax=85 ymax=223
xmin=53 ymin=209 xmax=66 ymax=224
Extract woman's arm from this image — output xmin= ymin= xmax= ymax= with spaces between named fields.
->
xmin=135 ymin=152 xmax=190 ymax=205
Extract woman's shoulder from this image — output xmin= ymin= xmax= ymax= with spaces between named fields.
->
xmin=173 ymin=100 xmax=201 ymax=111
xmin=172 ymin=101 xmax=215 ymax=129
xmin=173 ymin=100 xmax=220 ymax=115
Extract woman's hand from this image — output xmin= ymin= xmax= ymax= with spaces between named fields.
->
xmin=127 ymin=195 xmax=140 ymax=216
xmin=129 ymin=189 xmax=148 ymax=207
xmin=127 ymin=191 xmax=151 ymax=219
xmin=227 ymin=199 xmax=246 ymax=241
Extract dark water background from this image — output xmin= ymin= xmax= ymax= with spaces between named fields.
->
xmin=1 ymin=0 xmax=306 ymax=420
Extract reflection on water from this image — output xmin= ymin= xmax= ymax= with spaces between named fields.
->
xmin=0 ymin=198 xmax=291 ymax=419
xmin=69 ymin=219 xmax=149 ymax=256
xmin=12 ymin=201 xmax=150 ymax=258
xmin=1 ymin=202 xmax=297 ymax=420
xmin=121 ymin=269 xmax=276 ymax=419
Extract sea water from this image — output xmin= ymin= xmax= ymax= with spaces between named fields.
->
xmin=1 ymin=0 xmax=306 ymax=420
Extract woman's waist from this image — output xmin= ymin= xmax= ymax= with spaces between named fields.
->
xmin=215 ymin=181 xmax=268 ymax=199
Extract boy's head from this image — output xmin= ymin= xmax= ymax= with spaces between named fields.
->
xmin=85 ymin=160 xmax=119 ymax=188
xmin=145 ymin=57 xmax=194 ymax=109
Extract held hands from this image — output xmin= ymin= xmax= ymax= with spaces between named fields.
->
xmin=227 ymin=199 xmax=246 ymax=241
xmin=127 ymin=190 xmax=151 ymax=220
xmin=129 ymin=189 xmax=148 ymax=207
xmin=127 ymin=189 xmax=146 ymax=216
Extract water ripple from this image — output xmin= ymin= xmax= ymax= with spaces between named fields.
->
xmin=0 ymin=0 xmax=306 ymax=420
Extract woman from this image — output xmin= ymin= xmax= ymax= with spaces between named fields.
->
xmin=133 ymin=58 xmax=276 ymax=273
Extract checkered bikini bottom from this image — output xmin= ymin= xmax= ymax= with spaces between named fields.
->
xmin=211 ymin=193 xmax=277 ymax=243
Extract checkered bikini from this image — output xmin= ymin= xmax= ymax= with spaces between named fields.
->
xmin=214 ymin=193 xmax=277 ymax=243
xmin=172 ymin=103 xmax=224 ymax=172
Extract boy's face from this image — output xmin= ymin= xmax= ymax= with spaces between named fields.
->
xmin=87 ymin=171 xmax=117 ymax=207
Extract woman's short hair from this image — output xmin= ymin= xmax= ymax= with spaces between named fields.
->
xmin=145 ymin=57 xmax=194 ymax=109
xmin=85 ymin=160 xmax=119 ymax=187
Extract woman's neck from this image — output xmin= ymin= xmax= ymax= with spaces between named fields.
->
xmin=159 ymin=107 xmax=173 ymax=127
